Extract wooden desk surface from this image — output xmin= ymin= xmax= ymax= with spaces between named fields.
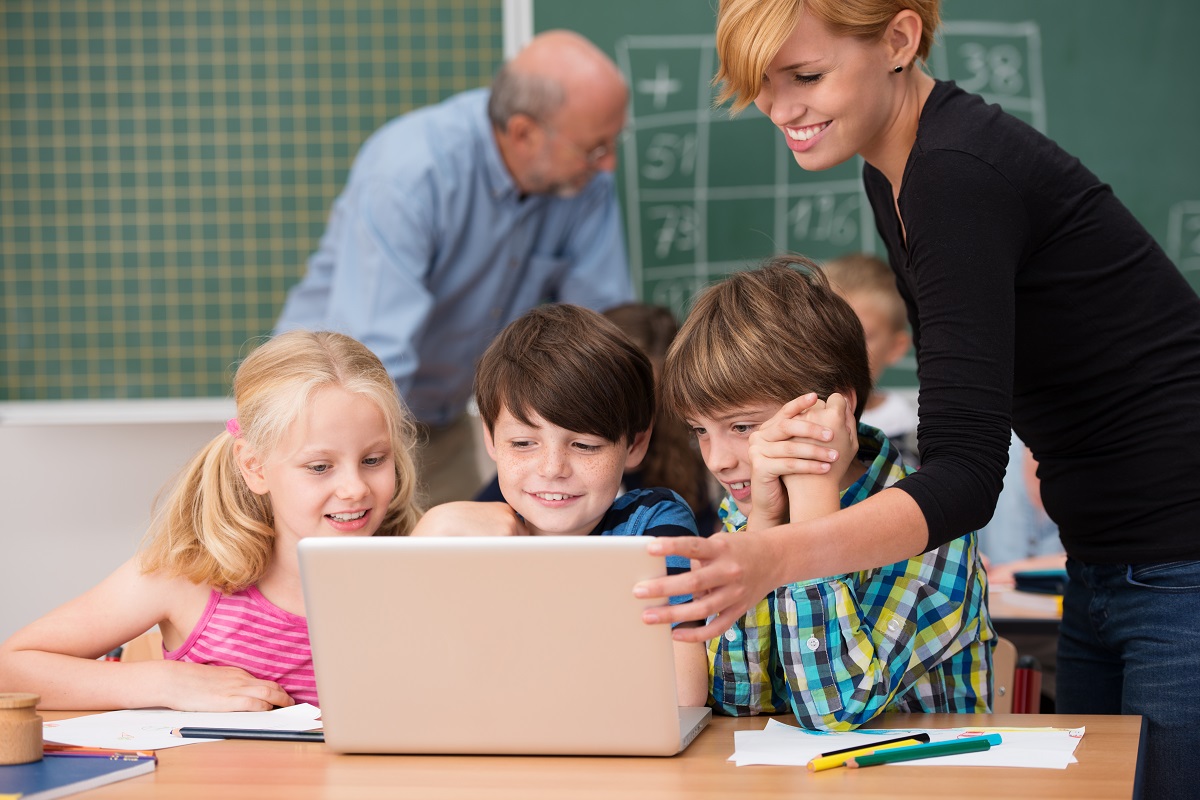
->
xmin=989 ymin=585 xmax=1062 ymax=637
xmin=42 ymin=711 xmax=1140 ymax=799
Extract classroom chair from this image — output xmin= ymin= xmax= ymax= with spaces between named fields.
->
xmin=993 ymin=636 xmax=1017 ymax=713
xmin=119 ymin=629 xmax=163 ymax=662
xmin=992 ymin=636 xmax=1042 ymax=714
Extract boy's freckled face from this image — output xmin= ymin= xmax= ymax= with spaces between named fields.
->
xmin=485 ymin=406 xmax=635 ymax=537
xmin=686 ymin=405 xmax=780 ymax=517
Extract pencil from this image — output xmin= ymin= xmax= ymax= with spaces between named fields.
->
xmin=43 ymin=744 xmax=156 ymax=758
xmin=846 ymin=733 xmax=1002 ymax=768
xmin=807 ymin=737 xmax=929 ymax=772
xmin=173 ymin=727 xmax=324 ymax=742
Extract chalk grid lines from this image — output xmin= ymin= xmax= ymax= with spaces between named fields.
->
xmin=1 ymin=0 xmax=502 ymax=399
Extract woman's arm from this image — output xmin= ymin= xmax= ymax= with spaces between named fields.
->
xmin=637 ymin=489 xmax=928 ymax=642
xmin=638 ymin=154 xmax=1026 ymax=641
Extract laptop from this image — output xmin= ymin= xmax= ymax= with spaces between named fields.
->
xmin=298 ymin=535 xmax=711 ymax=756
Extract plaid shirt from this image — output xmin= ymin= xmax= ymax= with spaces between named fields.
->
xmin=708 ymin=425 xmax=995 ymax=730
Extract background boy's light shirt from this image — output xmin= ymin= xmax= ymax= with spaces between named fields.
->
xmin=708 ymin=425 xmax=994 ymax=730
xmin=275 ymin=88 xmax=633 ymax=426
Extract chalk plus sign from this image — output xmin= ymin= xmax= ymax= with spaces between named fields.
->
xmin=636 ymin=63 xmax=682 ymax=110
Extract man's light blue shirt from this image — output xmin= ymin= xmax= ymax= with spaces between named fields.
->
xmin=275 ymin=88 xmax=633 ymax=425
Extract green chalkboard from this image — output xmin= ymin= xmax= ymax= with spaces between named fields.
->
xmin=1 ymin=0 xmax=503 ymax=401
xmin=533 ymin=0 xmax=1200 ymax=386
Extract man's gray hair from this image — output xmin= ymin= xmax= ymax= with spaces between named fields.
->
xmin=487 ymin=63 xmax=566 ymax=129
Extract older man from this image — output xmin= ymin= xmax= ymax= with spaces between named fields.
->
xmin=276 ymin=31 xmax=634 ymax=505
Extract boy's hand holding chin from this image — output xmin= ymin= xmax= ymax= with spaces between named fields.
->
xmin=638 ymin=393 xmax=861 ymax=642
xmin=747 ymin=393 xmax=857 ymax=530
xmin=411 ymin=501 xmax=529 ymax=537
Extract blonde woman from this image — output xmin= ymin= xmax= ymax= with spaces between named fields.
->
xmin=637 ymin=2 xmax=1200 ymax=796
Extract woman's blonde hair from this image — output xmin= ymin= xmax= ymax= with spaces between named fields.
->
xmin=714 ymin=0 xmax=941 ymax=111
xmin=140 ymin=330 xmax=422 ymax=593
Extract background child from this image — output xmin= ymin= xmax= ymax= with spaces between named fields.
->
xmin=474 ymin=302 xmax=719 ymax=535
xmin=0 ymin=330 xmax=422 ymax=711
xmin=415 ymin=303 xmax=708 ymax=706
xmin=660 ymin=257 xmax=993 ymax=730
xmin=820 ymin=252 xmax=920 ymax=467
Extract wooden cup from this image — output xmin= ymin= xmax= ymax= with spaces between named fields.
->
xmin=0 ymin=692 xmax=43 ymax=765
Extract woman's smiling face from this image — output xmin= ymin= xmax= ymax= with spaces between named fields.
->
xmin=752 ymin=8 xmax=898 ymax=173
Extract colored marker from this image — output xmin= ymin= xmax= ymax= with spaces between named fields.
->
xmin=173 ymin=727 xmax=324 ymax=742
xmin=807 ymin=736 xmax=928 ymax=772
xmin=846 ymin=733 xmax=1002 ymax=768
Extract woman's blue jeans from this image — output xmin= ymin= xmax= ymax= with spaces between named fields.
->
xmin=1057 ymin=558 xmax=1200 ymax=799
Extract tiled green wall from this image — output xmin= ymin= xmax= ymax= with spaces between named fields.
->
xmin=1 ymin=0 xmax=503 ymax=399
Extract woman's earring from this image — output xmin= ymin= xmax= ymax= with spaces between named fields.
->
xmin=892 ymin=65 xmax=904 ymax=73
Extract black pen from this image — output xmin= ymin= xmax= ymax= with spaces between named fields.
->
xmin=173 ymin=727 xmax=324 ymax=742
xmin=815 ymin=731 xmax=930 ymax=759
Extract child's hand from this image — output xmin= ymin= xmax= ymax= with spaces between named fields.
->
xmin=410 ymin=501 xmax=529 ymax=537
xmin=748 ymin=393 xmax=854 ymax=532
xmin=779 ymin=393 xmax=858 ymax=509
xmin=153 ymin=662 xmax=295 ymax=711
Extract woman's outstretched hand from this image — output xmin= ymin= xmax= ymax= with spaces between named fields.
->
xmin=634 ymin=531 xmax=783 ymax=642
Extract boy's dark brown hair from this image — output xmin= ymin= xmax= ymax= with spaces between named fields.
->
xmin=661 ymin=255 xmax=873 ymax=422
xmin=475 ymin=303 xmax=655 ymax=443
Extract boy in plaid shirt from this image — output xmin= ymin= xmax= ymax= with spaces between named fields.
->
xmin=659 ymin=257 xmax=994 ymax=729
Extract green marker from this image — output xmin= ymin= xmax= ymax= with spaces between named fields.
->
xmin=846 ymin=733 xmax=1002 ymax=768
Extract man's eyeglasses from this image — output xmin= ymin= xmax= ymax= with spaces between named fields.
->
xmin=547 ymin=127 xmax=630 ymax=167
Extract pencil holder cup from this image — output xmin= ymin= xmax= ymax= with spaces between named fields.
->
xmin=0 ymin=692 xmax=43 ymax=765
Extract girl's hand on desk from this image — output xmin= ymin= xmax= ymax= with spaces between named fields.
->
xmin=635 ymin=532 xmax=783 ymax=642
xmin=410 ymin=501 xmax=528 ymax=537
xmin=146 ymin=661 xmax=295 ymax=712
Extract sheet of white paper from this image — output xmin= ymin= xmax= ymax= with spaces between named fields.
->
xmin=731 ymin=721 xmax=935 ymax=766
xmin=42 ymin=703 xmax=323 ymax=750
xmin=730 ymin=719 xmax=1085 ymax=769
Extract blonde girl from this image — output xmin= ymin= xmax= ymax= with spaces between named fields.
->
xmin=0 ymin=331 xmax=421 ymax=711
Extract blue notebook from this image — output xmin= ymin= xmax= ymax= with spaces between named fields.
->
xmin=0 ymin=753 xmax=156 ymax=800
xmin=1013 ymin=569 xmax=1069 ymax=595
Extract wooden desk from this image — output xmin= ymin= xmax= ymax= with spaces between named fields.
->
xmin=42 ymin=712 xmax=1141 ymax=799
xmin=989 ymin=585 xmax=1062 ymax=637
